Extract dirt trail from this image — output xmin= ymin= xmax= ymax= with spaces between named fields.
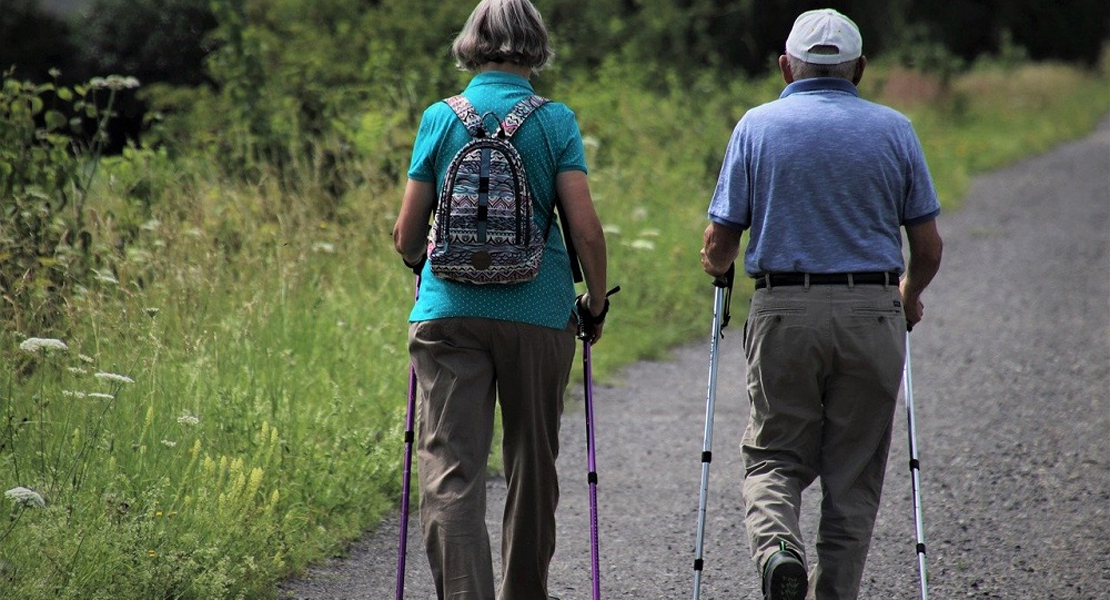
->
xmin=280 ymin=117 xmax=1110 ymax=600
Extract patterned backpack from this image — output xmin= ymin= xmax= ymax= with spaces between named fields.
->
xmin=428 ymin=94 xmax=554 ymax=285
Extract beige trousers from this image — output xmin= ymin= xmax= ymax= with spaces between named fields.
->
xmin=741 ymin=283 xmax=906 ymax=600
xmin=409 ymin=317 xmax=576 ymax=600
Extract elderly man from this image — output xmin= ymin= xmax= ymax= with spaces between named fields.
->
xmin=700 ymin=9 xmax=943 ymax=600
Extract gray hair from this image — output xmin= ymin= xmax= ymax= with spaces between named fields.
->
xmin=451 ymin=0 xmax=553 ymax=72
xmin=786 ymin=50 xmax=858 ymax=81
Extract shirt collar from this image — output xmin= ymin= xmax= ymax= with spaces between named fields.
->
xmin=465 ymin=70 xmax=535 ymax=92
xmin=780 ymin=77 xmax=859 ymax=99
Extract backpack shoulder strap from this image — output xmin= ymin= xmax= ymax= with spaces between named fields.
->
xmin=497 ymin=95 xmax=549 ymax=139
xmin=497 ymin=94 xmax=582 ymax=281
xmin=444 ymin=95 xmax=485 ymax=137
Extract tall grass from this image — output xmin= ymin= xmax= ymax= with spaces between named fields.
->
xmin=2 ymin=166 xmax=414 ymax=597
xmin=1 ymin=58 xmax=1107 ymax=599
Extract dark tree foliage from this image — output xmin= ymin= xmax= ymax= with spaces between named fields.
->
xmin=8 ymin=0 xmax=1109 ymax=93
xmin=540 ymin=0 xmax=920 ymax=78
xmin=81 ymin=0 xmax=218 ymax=86
xmin=10 ymin=0 xmax=1109 ymax=94
xmin=0 ymin=0 xmax=79 ymax=81
xmin=907 ymin=0 xmax=1110 ymax=66
xmin=5 ymin=0 xmax=1107 ymax=162
xmin=536 ymin=0 xmax=638 ymax=70
xmin=69 ymin=0 xmax=217 ymax=152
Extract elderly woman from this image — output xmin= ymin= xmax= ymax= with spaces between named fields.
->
xmin=391 ymin=0 xmax=609 ymax=598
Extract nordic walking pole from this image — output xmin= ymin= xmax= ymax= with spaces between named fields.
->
xmin=692 ymin=264 xmax=733 ymax=600
xmin=582 ymin=336 xmax=602 ymax=600
xmin=395 ymin=275 xmax=420 ymax=600
xmin=577 ymin=286 xmax=621 ymax=600
xmin=903 ymin=327 xmax=929 ymax=600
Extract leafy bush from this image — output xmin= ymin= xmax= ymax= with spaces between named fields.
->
xmin=162 ymin=0 xmax=471 ymax=191
xmin=0 ymin=71 xmax=140 ymax=340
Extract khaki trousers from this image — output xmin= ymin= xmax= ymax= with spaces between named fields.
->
xmin=741 ymin=283 xmax=906 ymax=600
xmin=409 ymin=317 xmax=576 ymax=600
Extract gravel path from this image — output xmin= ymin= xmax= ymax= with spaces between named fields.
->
xmin=280 ymin=117 xmax=1110 ymax=600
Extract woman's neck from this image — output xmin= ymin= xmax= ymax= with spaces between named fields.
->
xmin=478 ymin=62 xmax=532 ymax=80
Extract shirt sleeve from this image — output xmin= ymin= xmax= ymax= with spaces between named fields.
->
xmin=407 ymin=104 xmax=444 ymax=183
xmin=901 ymin=122 xmax=941 ymax=224
xmin=707 ymin=120 xmax=752 ymax=230
xmin=556 ymin=105 xmax=588 ymax=174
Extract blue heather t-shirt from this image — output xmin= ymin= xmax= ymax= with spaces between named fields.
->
xmin=407 ymin=71 xmax=587 ymax=329
xmin=708 ymin=78 xmax=941 ymax=276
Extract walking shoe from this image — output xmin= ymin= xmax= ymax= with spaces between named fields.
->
xmin=762 ymin=549 xmax=807 ymax=600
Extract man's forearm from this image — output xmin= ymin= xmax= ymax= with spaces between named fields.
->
xmin=903 ymin=220 xmax=943 ymax=295
xmin=701 ymin=222 xmax=742 ymax=276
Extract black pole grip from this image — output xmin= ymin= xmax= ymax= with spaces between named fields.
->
xmin=712 ymin=264 xmax=735 ymax=330
xmin=575 ymin=286 xmax=621 ymax=341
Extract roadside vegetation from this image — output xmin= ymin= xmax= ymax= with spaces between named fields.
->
xmin=1 ymin=1 xmax=1108 ymax=597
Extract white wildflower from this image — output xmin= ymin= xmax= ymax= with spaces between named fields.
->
xmin=94 ymin=372 xmax=135 ymax=385
xmin=631 ymin=206 xmax=648 ymax=221
xmin=117 ymin=76 xmax=141 ymax=90
xmin=88 ymin=392 xmax=115 ymax=400
xmin=602 ymin=224 xmax=622 ymax=235
xmin=144 ymin=307 xmax=160 ymax=317
xmin=89 ymin=75 xmax=141 ymax=91
xmin=177 ymin=414 xmax=200 ymax=427
xmin=67 ymin=366 xmax=88 ymax=375
xmin=629 ymin=239 xmax=656 ymax=251
xmin=19 ymin=338 xmax=68 ymax=353
xmin=78 ymin=354 xmax=95 ymax=364
xmin=638 ymin=228 xmax=661 ymax=237
xmin=311 ymin=242 xmax=337 ymax=254
xmin=160 ymin=440 xmax=177 ymax=448
xmin=5 ymin=487 xmax=46 ymax=509
xmin=63 ymin=390 xmax=88 ymax=398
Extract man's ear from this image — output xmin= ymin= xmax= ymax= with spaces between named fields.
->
xmin=852 ymin=56 xmax=867 ymax=85
xmin=779 ymin=55 xmax=794 ymax=84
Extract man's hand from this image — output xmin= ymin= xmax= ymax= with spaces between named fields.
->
xmin=900 ymin=281 xmax=924 ymax=327
xmin=701 ymin=222 xmax=742 ymax=277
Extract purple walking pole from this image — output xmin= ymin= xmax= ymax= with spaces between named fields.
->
xmin=583 ymin=339 xmax=602 ymax=600
xmin=395 ymin=278 xmax=419 ymax=600
xmin=576 ymin=286 xmax=618 ymax=600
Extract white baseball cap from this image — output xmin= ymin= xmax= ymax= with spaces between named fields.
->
xmin=785 ymin=9 xmax=863 ymax=65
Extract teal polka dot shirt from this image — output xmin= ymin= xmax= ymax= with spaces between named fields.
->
xmin=407 ymin=71 xmax=588 ymax=330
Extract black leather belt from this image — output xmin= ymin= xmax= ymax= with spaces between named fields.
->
xmin=754 ymin=272 xmax=899 ymax=290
